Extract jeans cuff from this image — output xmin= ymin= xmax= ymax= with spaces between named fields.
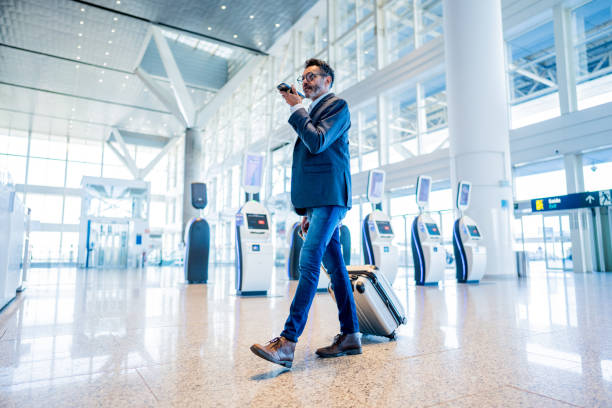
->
xmin=280 ymin=331 xmax=298 ymax=343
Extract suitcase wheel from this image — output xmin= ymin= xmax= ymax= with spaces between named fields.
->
xmin=387 ymin=331 xmax=397 ymax=341
xmin=355 ymin=281 xmax=365 ymax=294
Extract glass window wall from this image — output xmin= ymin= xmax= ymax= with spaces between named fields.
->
xmin=514 ymin=165 xmax=567 ymax=201
xmin=384 ymin=0 xmax=415 ymax=66
xmin=573 ymin=0 xmax=612 ymax=110
xmin=507 ymin=21 xmax=560 ymax=128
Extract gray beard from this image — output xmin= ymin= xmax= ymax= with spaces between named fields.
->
xmin=306 ymin=85 xmax=321 ymax=99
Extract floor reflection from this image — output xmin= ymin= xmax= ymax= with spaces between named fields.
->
xmin=0 ymin=264 xmax=611 ymax=406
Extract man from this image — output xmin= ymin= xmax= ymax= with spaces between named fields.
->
xmin=250 ymin=59 xmax=360 ymax=368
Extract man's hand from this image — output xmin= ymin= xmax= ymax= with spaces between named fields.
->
xmin=280 ymin=85 xmax=303 ymax=107
xmin=300 ymin=216 xmax=309 ymax=235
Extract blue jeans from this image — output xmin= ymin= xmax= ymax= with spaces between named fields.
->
xmin=281 ymin=206 xmax=359 ymax=342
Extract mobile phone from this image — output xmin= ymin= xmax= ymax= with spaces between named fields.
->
xmin=277 ymin=82 xmax=304 ymax=98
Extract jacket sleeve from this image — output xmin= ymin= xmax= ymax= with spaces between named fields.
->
xmin=288 ymin=99 xmax=349 ymax=155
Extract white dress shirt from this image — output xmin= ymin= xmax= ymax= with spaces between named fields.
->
xmin=290 ymin=91 xmax=331 ymax=115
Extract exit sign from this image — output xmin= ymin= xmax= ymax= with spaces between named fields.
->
xmin=531 ymin=190 xmax=612 ymax=212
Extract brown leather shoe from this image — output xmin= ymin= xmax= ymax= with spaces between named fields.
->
xmin=250 ymin=336 xmax=296 ymax=368
xmin=316 ymin=332 xmax=362 ymax=358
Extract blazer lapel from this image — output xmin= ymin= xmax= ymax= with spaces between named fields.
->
xmin=309 ymin=93 xmax=335 ymax=121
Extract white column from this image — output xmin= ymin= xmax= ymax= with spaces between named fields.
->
xmin=553 ymin=4 xmax=578 ymax=114
xmin=377 ymin=96 xmax=389 ymax=166
xmin=415 ymin=82 xmax=427 ymax=154
xmin=182 ymin=127 xmax=202 ymax=240
xmin=564 ymin=153 xmax=593 ymax=273
xmin=327 ymin=0 xmax=337 ymax=67
xmin=374 ymin=0 xmax=386 ymax=70
xmin=443 ymin=0 xmax=515 ymax=276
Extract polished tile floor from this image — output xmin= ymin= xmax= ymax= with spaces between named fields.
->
xmin=0 ymin=264 xmax=611 ymax=407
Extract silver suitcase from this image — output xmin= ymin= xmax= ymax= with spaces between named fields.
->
xmin=328 ymin=265 xmax=407 ymax=339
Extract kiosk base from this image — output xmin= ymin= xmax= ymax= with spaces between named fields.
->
xmin=416 ymin=281 xmax=440 ymax=286
xmin=187 ymin=279 xmax=207 ymax=284
xmin=458 ymin=280 xmax=479 ymax=284
xmin=236 ymin=290 xmax=267 ymax=296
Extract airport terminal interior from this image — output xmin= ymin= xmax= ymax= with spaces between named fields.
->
xmin=1 ymin=0 xmax=612 ymax=406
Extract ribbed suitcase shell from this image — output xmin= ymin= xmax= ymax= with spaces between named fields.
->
xmin=329 ymin=265 xmax=406 ymax=339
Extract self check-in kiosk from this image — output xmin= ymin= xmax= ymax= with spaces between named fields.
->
xmin=453 ymin=181 xmax=487 ymax=283
xmin=287 ymin=222 xmax=330 ymax=291
xmin=184 ymin=182 xmax=210 ymax=284
xmin=0 ymin=170 xmax=26 ymax=310
xmin=235 ymin=153 xmax=273 ymax=296
xmin=411 ymin=175 xmax=445 ymax=286
xmin=362 ymin=170 xmax=399 ymax=284
xmin=287 ymin=221 xmax=350 ymax=291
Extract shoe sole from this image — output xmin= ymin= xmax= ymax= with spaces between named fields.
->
xmin=250 ymin=345 xmax=293 ymax=368
xmin=316 ymin=348 xmax=362 ymax=358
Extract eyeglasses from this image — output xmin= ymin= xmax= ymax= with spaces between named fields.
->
xmin=297 ymin=72 xmax=327 ymax=83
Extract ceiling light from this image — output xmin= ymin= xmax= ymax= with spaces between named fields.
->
xmin=116 ymin=0 xmax=121 ymax=4
xmin=98 ymin=78 xmax=103 ymax=83
xmin=221 ymin=5 xmax=226 ymax=9
xmin=113 ymin=17 xmax=118 ymax=21
xmin=80 ymin=21 xmax=84 ymax=24
xmin=129 ymin=117 xmax=133 ymax=121
xmin=144 ymin=88 xmax=148 ymax=92
xmin=76 ymin=56 xmax=81 ymax=60
xmin=101 ymin=70 xmax=105 ymax=74
xmin=105 ymin=51 xmax=109 ymax=55
xmin=125 ymin=75 xmax=129 ymax=79
xmin=75 ymin=65 xmax=80 ymax=69
xmin=323 ymin=38 xmax=327 ymax=42
xmin=275 ymin=23 xmax=280 ymax=27
xmin=163 ymin=123 xmax=167 ymax=127
xmin=111 ymin=29 xmax=116 ymax=33
xmin=77 ymin=45 xmax=81 ymax=49
xmin=233 ymin=34 xmax=238 ymax=38
xmin=80 ymin=8 xmax=85 ymax=12
xmin=103 ymin=62 xmax=107 ymax=66
xmin=78 ymin=33 xmax=83 ymax=37
xmin=72 ymin=107 xmax=76 ymax=112
xmin=108 ymin=40 xmax=112 ymax=44
xmin=208 ymin=27 xmax=212 ymax=31
xmin=122 ymin=83 xmax=126 ymax=87
xmin=191 ymin=89 xmax=194 ymax=93
xmin=249 ymin=15 xmax=254 ymax=19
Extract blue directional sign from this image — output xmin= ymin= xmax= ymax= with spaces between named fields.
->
xmin=531 ymin=190 xmax=612 ymax=212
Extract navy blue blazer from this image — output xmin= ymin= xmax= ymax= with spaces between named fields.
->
xmin=288 ymin=93 xmax=352 ymax=215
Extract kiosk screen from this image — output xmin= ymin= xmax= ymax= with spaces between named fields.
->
xmin=368 ymin=171 xmax=385 ymax=203
xmin=418 ymin=177 xmax=430 ymax=203
xmin=467 ymin=225 xmax=481 ymax=237
xmin=376 ymin=221 xmax=393 ymax=235
xmin=458 ymin=183 xmax=470 ymax=208
xmin=246 ymin=213 xmax=269 ymax=230
xmin=243 ymin=154 xmax=264 ymax=188
xmin=425 ymin=223 xmax=441 ymax=236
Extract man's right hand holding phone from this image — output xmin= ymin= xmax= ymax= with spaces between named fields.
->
xmin=278 ymin=83 xmax=303 ymax=107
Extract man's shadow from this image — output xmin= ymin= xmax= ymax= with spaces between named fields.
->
xmin=250 ymin=367 xmax=291 ymax=381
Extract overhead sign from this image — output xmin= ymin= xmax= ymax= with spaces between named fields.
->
xmin=531 ymin=190 xmax=612 ymax=212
